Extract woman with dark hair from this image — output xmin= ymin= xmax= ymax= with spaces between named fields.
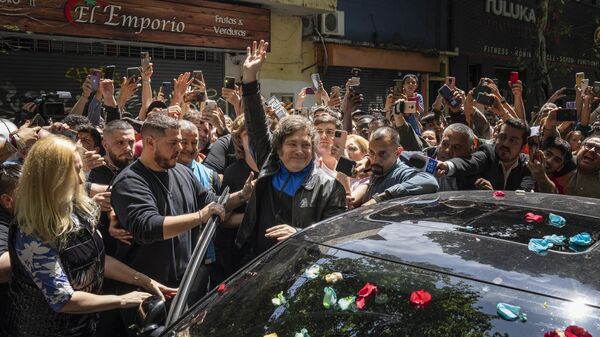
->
xmin=399 ymin=74 xmax=425 ymax=135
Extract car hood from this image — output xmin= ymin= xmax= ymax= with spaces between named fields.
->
xmin=296 ymin=191 xmax=600 ymax=307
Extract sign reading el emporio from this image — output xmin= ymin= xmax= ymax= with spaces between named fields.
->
xmin=0 ymin=0 xmax=270 ymax=50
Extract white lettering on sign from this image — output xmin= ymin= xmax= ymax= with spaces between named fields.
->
xmin=0 ymin=0 xmax=36 ymax=6
xmin=72 ymin=4 xmax=185 ymax=34
xmin=213 ymin=14 xmax=247 ymax=37
xmin=482 ymin=45 xmax=600 ymax=67
xmin=485 ymin=0 xmax=535 ymax=23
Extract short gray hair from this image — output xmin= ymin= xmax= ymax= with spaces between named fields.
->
xmin=445 ymin=123 xmax=475 ymax=147
xmin=179 ymin=119 xmax=198 ymax=132
xmin=271 ymin=115 xmax=318 ymax=157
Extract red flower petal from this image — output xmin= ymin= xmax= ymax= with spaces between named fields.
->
xmin=524 ymin=212 xmax=543 ymax=223
xmin=355 ymin=296 xmax=366 ymax=310
xmin=357 ymin=283 xmax=378 ymax=298
xmin=355 ymin=283 xmax=378 ymax=310
xmin=565 ymin=325 xmax=592 ymax=337
xmin=217 ymin=283 xmax=226 ymax=294
xmin=493 ymin=191 xmax=505 ymax=199
xmin=410 ymin=289 xmax=431 ymax=306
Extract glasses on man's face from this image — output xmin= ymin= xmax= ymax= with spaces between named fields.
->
xmin=316 ymin=129 xmax=336 ymax=138
xmin=582 ymin=142 xmax=600 ymax=155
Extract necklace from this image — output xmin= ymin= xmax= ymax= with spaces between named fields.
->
xmin=143 ymin=164 xmax=172 ymax=198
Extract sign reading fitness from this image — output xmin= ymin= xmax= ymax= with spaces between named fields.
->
xmin=0 ymin=0 xmax=270 ymax=49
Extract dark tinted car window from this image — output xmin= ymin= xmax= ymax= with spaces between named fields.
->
xmin=168 ymin=239 xmax=600 ymax=337
xmin=370 ymin=196 xmax=599 ymax=253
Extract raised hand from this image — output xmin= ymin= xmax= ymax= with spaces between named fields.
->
xmin=242 ymin=40 xmax=269 ymax=84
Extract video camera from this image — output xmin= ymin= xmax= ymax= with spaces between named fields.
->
xmin=22 ymin=92 xmax=70 ymax=120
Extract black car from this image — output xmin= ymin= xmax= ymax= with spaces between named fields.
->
xmin=138 ymin=191 xmax=600 ymax=337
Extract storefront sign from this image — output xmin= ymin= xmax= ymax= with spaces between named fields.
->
xmin=485 ymin=0 xmax=536 ymax=23
xmin=482 ymin=45 xmax=600 ymax=68
xmin=0 ymin=0 xmax=270 ymax=50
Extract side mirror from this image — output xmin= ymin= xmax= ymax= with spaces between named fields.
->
xmin=135 ymin=295 xmax=166 ymax=336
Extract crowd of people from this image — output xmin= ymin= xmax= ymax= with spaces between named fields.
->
xmin=0 ymin=39 xmax=599 ymax=336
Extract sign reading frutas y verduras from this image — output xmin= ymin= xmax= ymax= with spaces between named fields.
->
xmin=0 ymin=0 xmax=270 ymax=50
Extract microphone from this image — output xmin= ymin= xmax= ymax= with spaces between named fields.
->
xmin=408 ymin=153 xmax=438 ymax=175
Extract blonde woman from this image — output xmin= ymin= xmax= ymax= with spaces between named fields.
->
xmin=3 ymin=136 xmax=176 ymax=337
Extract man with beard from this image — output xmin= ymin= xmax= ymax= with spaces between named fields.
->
xmin=110 ymin=114 xmax=253 ymax=332
xmin=435 ymin=118 xmax=535 ymax=191
xmin=361 ymin=127 xmax=439 ymax=206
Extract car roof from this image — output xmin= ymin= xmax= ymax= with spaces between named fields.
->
xmin=296 ymin=191 xmax=600 ymax=307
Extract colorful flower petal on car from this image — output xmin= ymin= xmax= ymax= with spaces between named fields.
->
xmin=525 ymin=212 xmax=543 ymax=223
xmin=409 ymin=289 xmax=432 ymax=307
xmin=325 ymin=272 xmax=343 ymax=284
xmin=493 ymin=191 xmax=505 ymax=199
xmin=564 ymin=325 xmax=593 ymax=337
xmin=543 ymin=235 xmax=566 ymax=246
xmin=271 ymin=291 xmax=286 ymax=306
xmin=338 ymin=296 xmax=356 ymax=311
xmin=528 ymin=238 xmax=553 ymax=255
xmin=549 ymin=213 xmax=567 ymax=228
xmin=303 ymin=264 xmax=321 ymax=279
xmin=355 ymin=282 xmax=378 ymax=310
xmin=496 ymin=302 xmax=521 ymax=321
xmin=217 ymin=283 xmax=226 ymax=294
xmin=569 ymin=232 xmax=592 ymax=247
xmin=294 ymin=328 xmax=310 ymax=337
xmin=323 ymin=287 xmax=337 ymax=309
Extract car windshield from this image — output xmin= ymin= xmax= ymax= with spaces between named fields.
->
xmin=167 ymin=238 xmax=600 ymax=337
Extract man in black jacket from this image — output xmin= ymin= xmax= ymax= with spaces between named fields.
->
xmin=235 ymin=40 xmax=346 ymax=260
xmin=436 ymin=118 xmax=534 ymax=191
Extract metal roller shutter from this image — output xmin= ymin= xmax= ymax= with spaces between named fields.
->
xmin=0 ymin=46 xmax=224 ymax=119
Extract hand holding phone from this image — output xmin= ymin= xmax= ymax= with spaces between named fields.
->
xmin=224 ymin=76 xmax=236 ymax=89
xmin=310 ymin=73 xmax=321 ymax=91
xmin=104 ymin=65 xmax=115 ymax=81
xmin=509 ymin=71 xmax=519 ymax=87
xmin=161 ymin=82 xmax=172 ymax=98
xmin=90 ymin=69 xmax=102 ymax=91
xmin=126 ymin=67 xmax=141 ymax=82
xmin=140 ymin=52 xmax=151 ymax=72
xmin=438 ymin=84 xmax=461 ymax=109
xmin=556 ymin=108 xmax=578 ymax=122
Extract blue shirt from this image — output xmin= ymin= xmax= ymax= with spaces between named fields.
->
xmin=185 ymin=160 xmax=218 ymax=263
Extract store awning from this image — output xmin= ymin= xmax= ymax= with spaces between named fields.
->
xmin=317 ymin=43 xmax=442 ymax=73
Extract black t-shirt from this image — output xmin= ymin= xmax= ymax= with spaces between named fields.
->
xmin=255 ymin=180 xmax=293 ymax=255
xmin=111 ymin=160 xmax=218 ymax=286
xmin=203 ymin=134 xmax=237 ymax=175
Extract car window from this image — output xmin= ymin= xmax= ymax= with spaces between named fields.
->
xmin=168 ymin=239 xmax=600 ymax=337
xmin=370 ymin=197 xmax=600 ymax=253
